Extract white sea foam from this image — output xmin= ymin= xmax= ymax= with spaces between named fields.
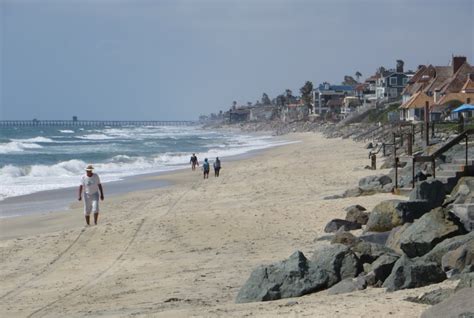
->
xmin=12 ymin=136 xmax=54 ymax=143
xmin=0 ymin=127 xmax=294 ymax=201
xmin=0 ymin=141 xmax=43 ymax=154
xmin=76 ymin=134 xmax=115 ymax=140
xmin=59 ymin=130 xmax=75 ymax=133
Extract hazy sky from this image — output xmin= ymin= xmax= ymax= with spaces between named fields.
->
xmin=0 ymin=0 xmax=473 ymax=120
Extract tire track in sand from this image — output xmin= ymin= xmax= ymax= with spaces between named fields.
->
xmin=26 ymin=179 xmax=199 ymax=317
xmin=0 ymin=226 xmax=98 ymax=301
xmin=26 ymin=218 xmax=145 ymax=318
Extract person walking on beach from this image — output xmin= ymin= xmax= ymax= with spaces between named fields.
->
xmin=213 ymin=157 xmax=221 ymax=177
xmin=190 ymin=153 xmax=199 ymax=171
xmin=203 ymin=158 xmax=210 ymax=179
xmin=78 ymin=165 xmax=104 ymax=225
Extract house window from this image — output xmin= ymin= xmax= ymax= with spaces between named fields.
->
xmin=390 ymin=77 xmax=397 ymax=86
xmin=402 ymin=77 xmax=408 ymax=85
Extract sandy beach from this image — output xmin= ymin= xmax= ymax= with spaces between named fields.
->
xmin=0 ymin=132 xmax=454 ymax=317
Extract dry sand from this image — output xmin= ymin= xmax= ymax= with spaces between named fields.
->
xmin=0 ymin=132 xmax=453 ymax=317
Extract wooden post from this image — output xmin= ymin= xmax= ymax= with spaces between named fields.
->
xmin=393 ymin=133 xmax=398 ymax=189
xmin=466 ymin=135 xmax=469 ymax=168
xmin=407 ymin=133 xmax=413 ymax=155
xmin=424 ymin=101 xmax=430 ymax=146
xmin=395 ymin=157 xmax=399 ymax=189
xmin=371 ymin=154 xmax=376 ymax=170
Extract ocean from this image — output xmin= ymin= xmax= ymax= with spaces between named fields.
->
xmin=0 ymin=125 xmax=286 ymax=204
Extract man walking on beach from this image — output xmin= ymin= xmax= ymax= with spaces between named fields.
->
xmin=78 ymin=165 xmax=104 ymax=225
xmin=213 ymin=157 xmax=221 ymax=177
xmin=203 ymin=158 xmax=210 ymax=179
xmin=190 ymin=153 xmax=199 ymax=171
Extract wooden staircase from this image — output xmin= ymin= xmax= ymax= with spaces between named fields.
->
xmin=435 ymin=158 xmax=474 ymax=192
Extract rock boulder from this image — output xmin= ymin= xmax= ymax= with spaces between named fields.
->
xmin=382 ymin=255 xmax=446 ymax=291
xmin=236 ymin=251 xmax=327 ymax=303
xmin=324 ymin=219 xmax=362 ymax=233
xmin=420 ymin=288 xmax=474 ymax=318
xmin=345 ymin=205 xmax=369 ymax=225
xmin=399 ymin=208 xmax=462 ymax=258
xmin=409 ymin=179 xmax=446 ymax=209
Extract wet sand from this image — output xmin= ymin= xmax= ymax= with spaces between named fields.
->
xmin=0 ymin=132 xmax=450 ymax=317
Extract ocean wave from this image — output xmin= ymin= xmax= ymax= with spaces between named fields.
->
xmin=0 ymin=141 xmax=43 ymax=153
xmin=76 ymin=134 xmax=115 ymax=140
xmin=12 ymin=136 xmax=54 ymax=143
xmin=59 ymin=130 xmax=75 ymax=133
xmin=0 ymin=127 xmax=291 ymax=201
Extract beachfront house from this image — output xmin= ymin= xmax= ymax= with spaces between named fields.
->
xmin=281 ymin=99 xmax=309 ymax=122
xmin=340 ymin=96 xmax=362 ymax=118
xmin=228 ymin=107 xmax=251 ymax=123
xmin=354 ymin=76 xmax=377 ymax=106
xmin=249 ymin=105 xmax=275 ymax=121
xmin=375 ymin=61 xmax=411 ymax=102
xmin=431 ymin=74 xmax=474 ymax=121
xmin=399 ymin=56 xmax=474 ymax=122
xmin=313 ymin=82 xmax=354 ymax=115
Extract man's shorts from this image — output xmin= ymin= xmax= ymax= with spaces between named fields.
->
xmin=84 ymin=192 xmax=100 ymax=215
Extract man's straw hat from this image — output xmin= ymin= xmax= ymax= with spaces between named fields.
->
xmin=85 ymin=164 xmax=94 ymax=171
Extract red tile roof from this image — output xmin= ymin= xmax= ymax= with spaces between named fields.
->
xmin=401 ymin=91 xmax=433 ymax=109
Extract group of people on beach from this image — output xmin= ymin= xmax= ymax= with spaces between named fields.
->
xmin=190 ymin=153 xmax=221 ymax=179
xmin=77 ymin=154 xmax=221 ymax=225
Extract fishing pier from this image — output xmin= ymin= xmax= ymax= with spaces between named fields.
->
xmin=0 ymin=120 xmax=197 ymax=127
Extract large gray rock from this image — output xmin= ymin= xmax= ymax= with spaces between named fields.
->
xmin=442 ymin=241 xmax=474 ymax=274
xmin=236 ymin=244 xmax=362 ymax=303
xmin=366 ymin=200 xmax=403 ymax=232
xmin=409 ymin=179 xmax=446 ymax=209
xmin=324 ymin=219 xmax=362 ymax=233
xmin=366 ymin=200 xmax=435 ymax=233
xmin=445 ymin=177 xmax=474 ymax=206
xmin=405 ymin=288 xmax=455 ymax=305
xmin=345 ymin=204 xmax=367 ymax=212
xmin=385 ymin=224 xmax=412 ymax=255
xmin=326 ymin=276 xmax=367 ymax=295
xmin=399 ymin=208 xmax=462 ymax=258
xmin=371 ymin=254 xmax=400 ymax=283
xmin=420 ymin=288 xmax=474 ymax=318
xmin=423 ymin=232 xmax=474 ymax=266
xmin=345 ymin=205 xmax=369 ymax=225
xmin=450 ymin=204 xmax=474 ymax=232
xmin=358 ymin=175 xmax=393 ymax=194
xmin=331 ymin=228 xmax=360 ymax=246
xmin=351 ymin=241 xmax=399 ymax=264
xmin=359 ymin=231 xmax=391 ymax=245
xmin=395 ymin=200 xmax=433 ymax=223
xmin=235 ymin=251 xmax=328 ymax=303
xmin=310 ymin=244 xmax=361 ymax=286
xmin=341 ymin=187 xmax=362 ymax=198
xmin=382 ymin=255 xmax=446 ymax=291
xmin=456 ymin=272 xmax=474 ymax=291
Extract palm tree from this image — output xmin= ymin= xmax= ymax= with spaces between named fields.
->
xmin=285 ymin=89 xmax=293 ymax=105
xmin=355 ymin=71 xmax=362 ymax=82
xmin=300 ymin=81 xmax=314 ymax=112
xmin=378 ymin=66 xmax=386 ymax=75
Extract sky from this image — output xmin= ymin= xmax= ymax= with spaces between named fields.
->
xmin=0 ymin=0 xmax=473 ymax=121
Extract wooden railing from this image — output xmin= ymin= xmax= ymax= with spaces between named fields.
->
xmin=411 ymin=128 xmax=474 ymax=188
